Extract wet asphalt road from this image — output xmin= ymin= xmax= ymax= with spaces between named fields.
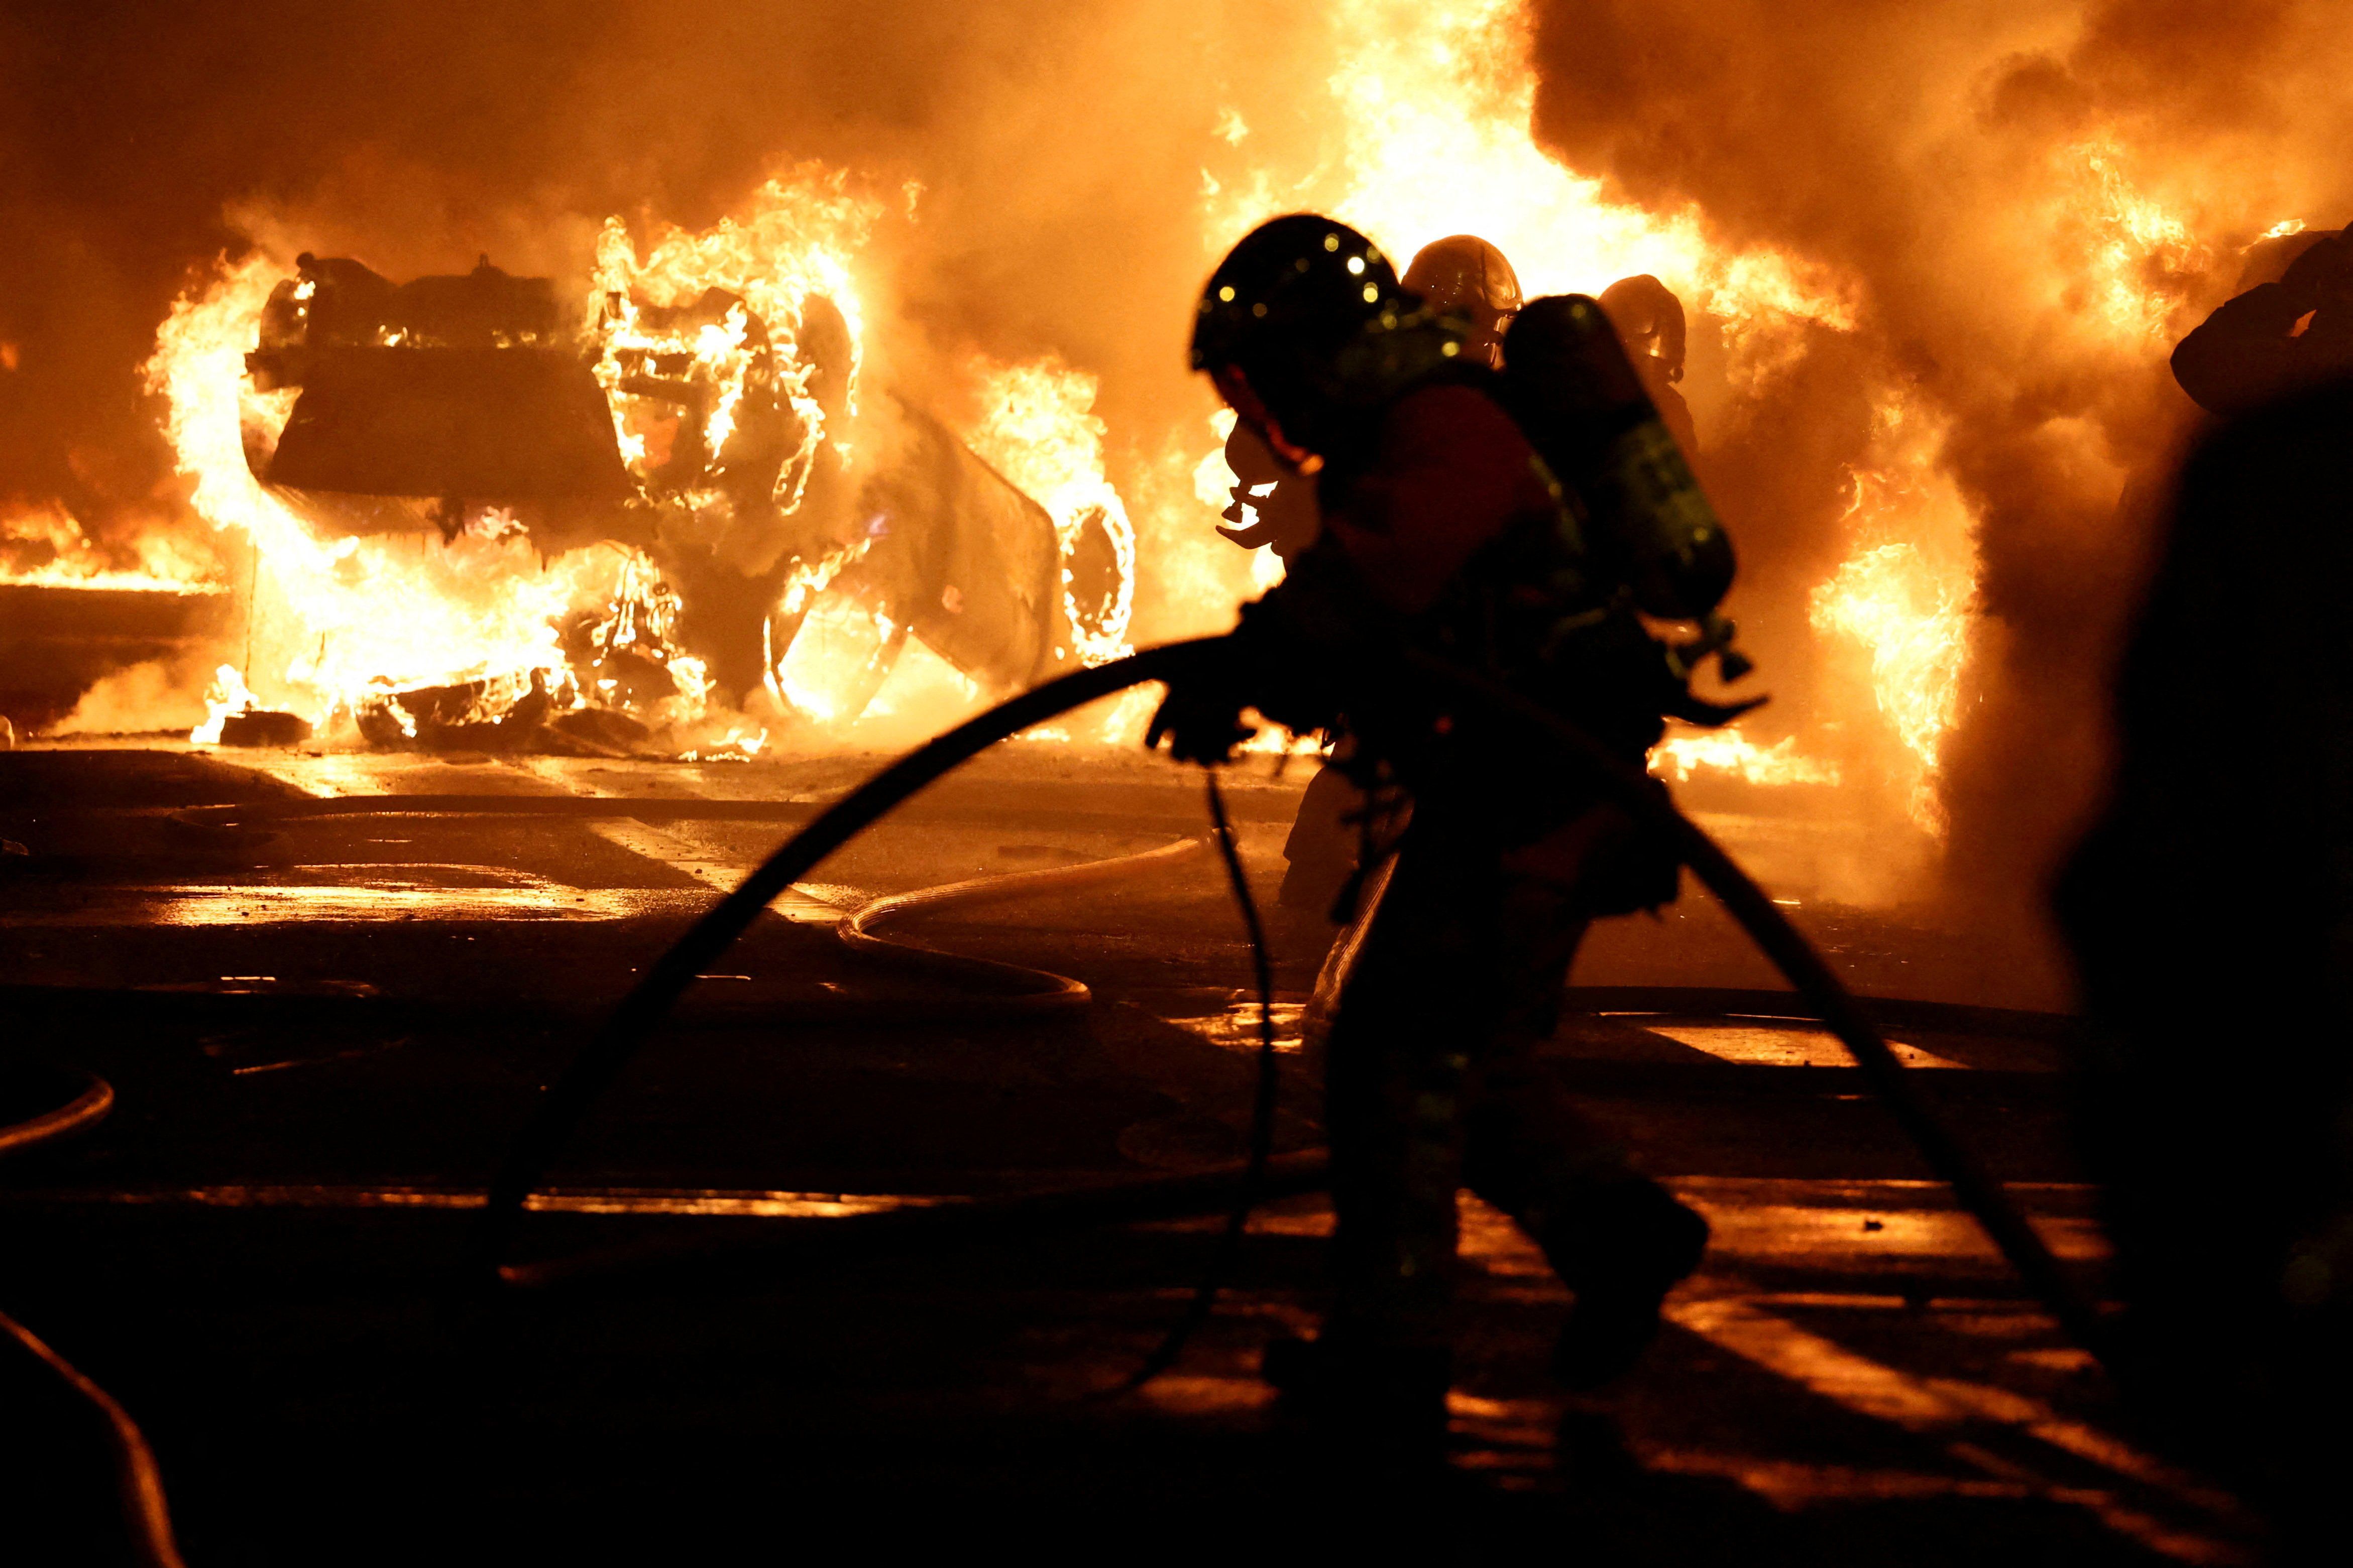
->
xmin=0 ymin=741 xmax=2253 ymax=1562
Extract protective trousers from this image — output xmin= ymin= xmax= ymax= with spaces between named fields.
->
xmin=1321 ymin=813 xmax=1640 ymax=1350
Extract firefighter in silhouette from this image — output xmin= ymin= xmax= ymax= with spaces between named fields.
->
xmin=1599 ymin=274 xmax=1699 ymax=456
xmin=2057 ymin=376 xmax=2353 ymax=1563
xmin=2172 ymin=223 xmax=2353 ymax=417
xmin=1157 ymin=214 xmax=1751 ymax=1450
xmin=1210 ymin=233 xmax=1523 ymax=559
xmin=1218 ymin=234 xmax=1531 ymax=913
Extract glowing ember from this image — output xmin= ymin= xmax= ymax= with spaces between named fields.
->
xmin=676 ymin=728 xmax=767 ymax=763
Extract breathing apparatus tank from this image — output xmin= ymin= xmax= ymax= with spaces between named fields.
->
xmin=1502 ymin=294 xmax=1748 ymax=681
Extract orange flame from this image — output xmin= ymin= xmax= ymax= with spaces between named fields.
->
xmin=189 ymin=663 xmax=258 ymax=746
xmin=146 ymin=168 xmax=895 ymax=747
xmin=1653 ymin=730 xmax=1840 ymax=789
xmin=0 ymin=501 xmax=226 ymax=594
xmin=148 ymin=253 xmax=614 ymax=733
xmin=1804 ymin=391 xmax=1978 ymax=833
xmin=1184 ymin=0 xmax=1867 ymax=788
xmin=1202 ymin=0 xmax=1853 ymax=368
xmin=590 ymin=163 xmax=879 ymax=513
xmin=1810 ymin=541 xmax=1971 ymax=830
xmin=2073 ymin=136 xmax=2213 ymax=342
xmin=962 ymin=355 xmax=1137 ymax=667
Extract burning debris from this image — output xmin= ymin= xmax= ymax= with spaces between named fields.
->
xmin=138 ymin=170 xmax=1141 ymax=758
xmin=248 ymin=253 xmax=631 ymax=519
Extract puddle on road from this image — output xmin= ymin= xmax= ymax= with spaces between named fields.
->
xmin=1172 ymin=998 xmax=1309 ymax=1054
xmin=1643 ymin=1021 xmax=1966 ymax=1069
xmin=7 ymin=1184 xmax=948 ymax=1218
xmin=2 ymin=863 xmax=714 ymax=924
xmin=1682 ymin=1199 xmax=2108 ymax=1263
xmin=1246 ymin=1183 xmax=2109 ymax=1271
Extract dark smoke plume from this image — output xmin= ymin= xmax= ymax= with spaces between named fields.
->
xmin=1530 ymin=0 xmax=2353 ymax=963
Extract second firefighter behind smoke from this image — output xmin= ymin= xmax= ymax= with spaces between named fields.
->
xmin=1155 ymin=214 xmax=1757 ymax=1451
xmin=1272 ymin=234 xmax=1531 ymax=916
xmin=1266 ymin=234 xmax=1525 ymax=914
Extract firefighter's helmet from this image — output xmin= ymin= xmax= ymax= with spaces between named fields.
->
xmin=1190 ymin=214 xmax=1404 ymax=375
xmin=1402 ymin=234 xmax=1522 ymax=361
xmin=1193 ymin=215 xmax=1475 ymax=464
xmin=1598 ymin=274 xmax=1687 ymax=384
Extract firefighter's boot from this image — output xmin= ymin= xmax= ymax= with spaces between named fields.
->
xmin=1544 ymin=1178 xmax=1709 ymax=1389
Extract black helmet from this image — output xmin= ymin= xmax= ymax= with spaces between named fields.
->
xmin=1190 ymin=214 xmax=1405 ymax=375
xmin=1193 ymin=215 xmax=1464 ymax=462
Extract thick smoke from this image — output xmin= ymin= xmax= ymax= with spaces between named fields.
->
xmin=1529 ymin=0 xmax=2353 ymax=957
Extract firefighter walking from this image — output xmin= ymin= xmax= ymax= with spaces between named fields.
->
xmin=1152 ymin=214 xmax=1756 ymax=1453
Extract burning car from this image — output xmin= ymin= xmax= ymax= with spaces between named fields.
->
xmin=196 ymin=224 xmax=1123 ymax=752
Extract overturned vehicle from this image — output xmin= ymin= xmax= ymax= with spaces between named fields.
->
xmin=239 ymin=251 xmax=1125 ymax=749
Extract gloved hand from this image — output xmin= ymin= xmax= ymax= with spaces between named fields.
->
xmin=1147 ymin=551 xmax=1370 ymax=764
xmin=1146 ymin=671 xmax=1259 ymax=765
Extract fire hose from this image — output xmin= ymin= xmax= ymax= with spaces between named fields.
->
xmin=0 ymin=1069 xmax=181 ymax=1568
xmin=482 ymin=636 xmax=2111 ymax=1367
xmin=838 ymin=830 xmax=1210 ymax=1013
xmin=0 ymin=1306 xmax=186 ymax=1568
xmin=0 ymin=1066 xmax=113 ymax=1160
xmin=0 ymin=640 xmax=2103 ymax=1557
xmin=0 ymin=632 xmax=2098 ymax=1557
xmin=479 ymin=641 xmax=1224 ymax=1266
